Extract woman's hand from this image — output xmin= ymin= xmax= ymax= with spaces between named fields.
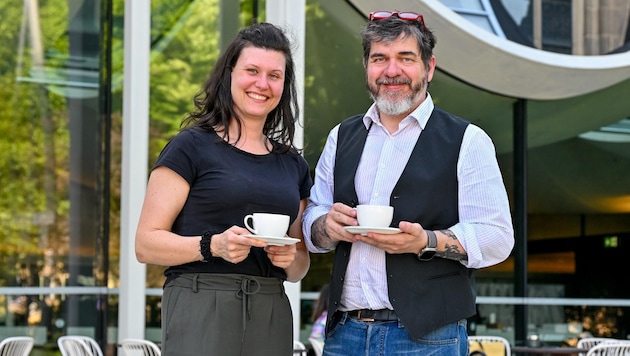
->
xmin=212 ymin=226 xmax=268 ymax=264
xmin=264 ymin=243 xmax=297 ymax=269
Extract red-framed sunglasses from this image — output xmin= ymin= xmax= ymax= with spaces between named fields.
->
xmin=368 ymin=11 xmax=427 ymax=32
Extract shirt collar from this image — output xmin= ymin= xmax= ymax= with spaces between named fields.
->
xmin=362 ymin=93 xmax=435 ymax=130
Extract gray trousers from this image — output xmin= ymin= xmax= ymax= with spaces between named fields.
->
xmin=161 ymin=273 xmax=293 ymax=356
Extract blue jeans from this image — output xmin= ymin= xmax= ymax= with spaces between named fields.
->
xmin=323 ymin=313 xmax=468 ymax=356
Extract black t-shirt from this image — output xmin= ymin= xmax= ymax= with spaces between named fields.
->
xmin=154 ymin=128 xmax=312 ymax=282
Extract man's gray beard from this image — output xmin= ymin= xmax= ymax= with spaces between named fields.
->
xmin=369 ymin=79 xmax=426 ymax=116
xmin=373 ymin=94 xmax=415 ymax=116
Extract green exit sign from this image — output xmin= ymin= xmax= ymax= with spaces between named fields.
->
xmin=604 ymin=236 xmax=618 ymax=248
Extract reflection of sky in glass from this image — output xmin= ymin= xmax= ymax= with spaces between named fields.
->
xmin=440 ymin=0 xmax=484 ymax=11
xmin=461 ymin=15 xmax=493 ymax=33
xmin=500 ymin=0 xmax=530 ymax=25
xmin=438 ymin=0 xmax=506 ymax=37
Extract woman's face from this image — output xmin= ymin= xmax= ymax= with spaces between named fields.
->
xmin=231 ymin=46 xmax=286 ymax=122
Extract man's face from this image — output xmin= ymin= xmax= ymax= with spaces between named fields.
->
xmin=366 ymin=34 xmax=436 ymax=116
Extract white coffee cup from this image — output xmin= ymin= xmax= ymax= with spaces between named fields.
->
xmin=355 ymin=205 xmax=394 ymax=227
xmin=244 ymin=213 xmax=290 ymax=237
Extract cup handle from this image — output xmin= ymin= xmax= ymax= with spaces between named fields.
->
xmin=243 ymin=215 xmax=257 ymax=234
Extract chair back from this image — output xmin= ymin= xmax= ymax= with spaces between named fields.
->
xmin=586 ymin=342 xmax=630 ymax=355
xmin=119 ymin=338 xmax=161 ymax=356
xmin=293 ymin=340 xmax=307 ymax=356
xmin=578 ymin=338 xmax=630 ymax=356
xmin=308 ymin=337 xmax=324 ymax=356
xmin=58 ymin=336 xmax=94 ymax=356
xmin=468 ymin=335 xmax=511 ymax=356
xmin=77 ymin=336 xmax=104 ymax=356
xmin=578 ymin=337 xmax=617 ymax=350
xmin=0 ymin=336 xmax=35 ymax=356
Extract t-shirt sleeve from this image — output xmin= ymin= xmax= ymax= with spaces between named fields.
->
xmin=298 ymin=155 xmax=313 ymax=200
xmin=153 ymin=129 xmax=198 ymax=184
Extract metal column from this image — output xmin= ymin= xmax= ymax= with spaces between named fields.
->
xmin=513 ymin=98 xmax=528 ymax=346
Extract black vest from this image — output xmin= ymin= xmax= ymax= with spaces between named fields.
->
xmin=328 ymin=107 xmax=477 ymax=340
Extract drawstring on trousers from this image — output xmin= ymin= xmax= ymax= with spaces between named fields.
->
xmin=188 ymin=274 xmax=263 ymax=342
xmin=236 ymin=277 xmax=261 ymax=341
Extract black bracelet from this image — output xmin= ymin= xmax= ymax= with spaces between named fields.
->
xmin=200 ymin=231 xmax=213 ymax=262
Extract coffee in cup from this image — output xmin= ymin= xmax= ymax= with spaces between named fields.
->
xmin=244 ymin=213 xmax=290 ymax=237
xmin=355 ymin=205 xmax=393 ymax=227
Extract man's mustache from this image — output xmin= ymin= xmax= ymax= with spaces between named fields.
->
xmin=376 ymin=77 xmax=412 ymax=85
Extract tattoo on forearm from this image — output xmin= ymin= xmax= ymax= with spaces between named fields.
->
xmin=436 ymin=229 xmax=468 ymax=262
xmin=311 ymin=216 xmax=336 ymax=249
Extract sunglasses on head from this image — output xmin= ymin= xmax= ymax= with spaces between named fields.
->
xmin=368 ymin=11 xmax=427 ymax=32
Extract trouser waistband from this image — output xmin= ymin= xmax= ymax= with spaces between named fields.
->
xmin=171 ymin=273 xmax=284 ymax=294
xmin=171 ymin=273 xmax=284 ymax=341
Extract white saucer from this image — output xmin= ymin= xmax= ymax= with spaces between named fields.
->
xmin=344 ymin=226 xmax=402 ymax=235
xmin=243 ymin=234 xmax=300 ymax=246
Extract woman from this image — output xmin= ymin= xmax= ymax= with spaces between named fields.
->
xmin=135 ymin=22 xmax=312 ymax=355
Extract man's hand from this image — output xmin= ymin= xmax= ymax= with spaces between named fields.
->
xmin=355 ymin=221 xmax=428 ymax=255
xmin=312 ymin=202 xmax=360 ymax=249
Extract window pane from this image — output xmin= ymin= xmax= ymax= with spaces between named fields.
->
xmin=440 ymin=0 xmax=484 ymax=11
xmin=0 ymin=0 xmax=107 ymax=347
xmin=462 ymin=13 xmax=495 ymax=33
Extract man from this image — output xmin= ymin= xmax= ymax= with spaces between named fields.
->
xmin=303 ymin=11 xmax=514 ymax=355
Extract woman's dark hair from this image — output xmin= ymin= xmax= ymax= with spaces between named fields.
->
xmin=181 ymin=22 xmax=299 ymax=149
xmin=311 ymin=284 xmax=330 ymax=323
xmin=361 ymin=16 xmax=437 ymax=72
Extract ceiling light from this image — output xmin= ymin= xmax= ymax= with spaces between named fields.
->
xmin=578 ymin=118 xmax=630 ymax=143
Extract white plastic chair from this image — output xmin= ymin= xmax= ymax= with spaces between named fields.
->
xmin=0 ymin=336 xmax=35 ymax=356
xmin=58 ymin=336 xmax=94 ymax=356
xmin=119 ymin=338 xmax=161 ymax=356
xmin=308 ymin=337 xmax=324 ymax=356
xmin=577 ymin=337 xmax=617 ymax=355
xmin=578 ymin=337 xmax=617 ymax=349
xmin=78 ymin=336 xmax=104 ymax=356
xmin=58 ymin=335 xmax=103 ymax=356
xmin=293 ymin=340 xmax=307 ymax=356
xmin=586 ymin=342 xmax=630 ymax=355
xmin=578 ymin=337 xmax=630 ymax=356
xmin=468 ymin=335 xmax=511 ymax=356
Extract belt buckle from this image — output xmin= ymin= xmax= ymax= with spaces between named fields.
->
xmin=356 ymin=310 xmax=375 ymax=322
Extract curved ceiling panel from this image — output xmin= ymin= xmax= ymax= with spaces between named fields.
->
xmin=348 ymin=0 xmax=630 ymax=100
xmin=431 ymin=68 xmax=630 ymax=153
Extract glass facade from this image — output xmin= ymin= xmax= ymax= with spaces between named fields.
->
xmin=508 ymin=0 xmax=573 ymax=53
xmin=0 ymin=0 xmax=629 ymax=353
xmin=1 ymin=0 xmax=109 ymax=348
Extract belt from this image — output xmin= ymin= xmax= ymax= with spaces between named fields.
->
xmin=346 ymin=309 xmax=398 ymax=322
